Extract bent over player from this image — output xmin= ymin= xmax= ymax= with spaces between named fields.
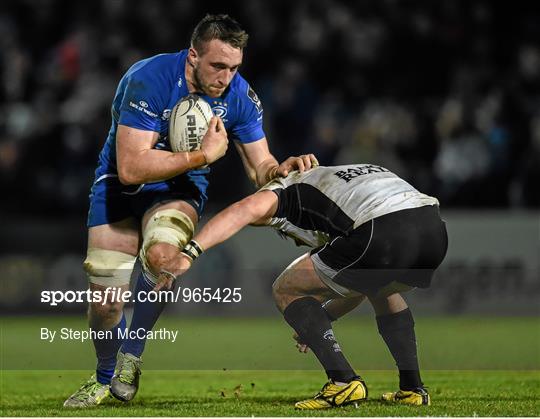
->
xmin=160 ymin=164 xmax=448 ymax=409
xmin=64 ymin=14 xmax=317 ymax=408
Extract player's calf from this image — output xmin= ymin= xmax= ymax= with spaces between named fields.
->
xmin=76 ymin=249 xmax=134 ymax=396
xmin=109 ymin=208 xmax=195 ymax=402
xmin=88 ymin=290 xmax=126 ymax=330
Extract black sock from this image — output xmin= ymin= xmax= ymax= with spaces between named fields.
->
xmin=283 ymin=297 xmax=357 ymax=383
xmin=376 ymin=308 xmax=423 ymax=390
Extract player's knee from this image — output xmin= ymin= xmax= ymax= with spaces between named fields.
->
xmin=83 ymin=248 xmax=134 ymax=328
xmin=140 ymin=209 xmax=194 ymax=283
xmin=89 ymin=298 xmax=124 ymax=329
xmin=272 ymin=277 xmax=294 ymax=312
xmin=144 ymin=242 xmax=178 ymax=275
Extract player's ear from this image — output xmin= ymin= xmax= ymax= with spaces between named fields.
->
xmin=187 ymin=47 xmax=199 ymax=66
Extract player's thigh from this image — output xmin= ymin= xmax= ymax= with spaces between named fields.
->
xmin=272 ymin=253 xmax=341 ymax=311
xmin=142 ymin=200 xmax=198 ymax=232
xmin=88 ymin=217 xmax=140 ymax=255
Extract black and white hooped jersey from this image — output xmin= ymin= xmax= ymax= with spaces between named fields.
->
xmin=260 ymin=164 xmax=439 ymax=247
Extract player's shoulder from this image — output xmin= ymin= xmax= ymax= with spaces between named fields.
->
xmin=227 ymin=72 xmax=250 ymax=98
xmin=228 ymin=72 xmax=263 ymax=112
xmin=125 ymin=51 xmax=185 ymax=81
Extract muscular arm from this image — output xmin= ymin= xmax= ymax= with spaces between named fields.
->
xmin=194 ymin=190 xmax=278 ymax=251
xmin=116 ymin=115 xmax=229 ymax=185
xmin=235 ymin=138 xmax=319 ymax=188
xmin=116 ymin=125 xmax=206 ymax=185
xmin=235 ymin=138 xmax=279 ymax=187
xmin=153 ymin=190 xmax=278 ymax=290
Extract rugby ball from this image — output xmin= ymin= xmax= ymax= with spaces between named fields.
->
xmin=169 ymin=95 xmax=214 ymax=152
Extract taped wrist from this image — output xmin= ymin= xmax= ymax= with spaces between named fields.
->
xmin=187 ymin=150 xmax=207 ymax=169
xmin=159 ymin=269 xmax=177 ymax=282
xmin=181 ymin=239 xmax=204 ymax=261
xmin=200 ymin=149 xmax=209 ymax=166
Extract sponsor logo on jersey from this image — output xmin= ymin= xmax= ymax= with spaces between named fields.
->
xmin=129 ymin=101 xmax=158 ymax=118
xmin=247 ymin=85 xmax=263 ymax=113
xmin=139 ymin=100 xmax=148 ymax=108
xmin=161 ymin=109 xmax=171 ymax=120
xmin=334 ymin=164 xmax=390 ymax=183
xmin=177 ymin=78 xmax=183 ymax=88
xmin=212 ymin=105 xmax=228 ymax=118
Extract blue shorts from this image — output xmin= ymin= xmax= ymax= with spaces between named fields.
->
xmin=87 ymin=173 xmax=208 ymax=228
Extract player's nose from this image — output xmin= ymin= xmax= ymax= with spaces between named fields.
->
xmin=219 ymin=69 xmax=234 ymax=86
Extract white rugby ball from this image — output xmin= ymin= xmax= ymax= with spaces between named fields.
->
xmin=169 ymin=95 xmax=214 ymax=152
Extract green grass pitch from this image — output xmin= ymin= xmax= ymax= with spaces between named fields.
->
xmin=1 ymin=316 xmax=539 ymax=416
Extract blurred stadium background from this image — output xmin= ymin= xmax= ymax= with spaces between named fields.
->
xmin=1 ymin=0 xmax=539 ymax=375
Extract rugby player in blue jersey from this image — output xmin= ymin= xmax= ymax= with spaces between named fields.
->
xmin=63 ymin=14 xmax=317 ymax=408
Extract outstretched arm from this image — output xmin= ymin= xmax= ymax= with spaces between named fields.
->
xmin=235 ymin=139 xmax=318 ymax=187
xmin=153 ymin=190 xmax=278 ymax=290
xmin=195 ymin=190 xmax=278 ymax=250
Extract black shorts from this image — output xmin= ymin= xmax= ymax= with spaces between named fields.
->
xmin=310 ymin=205 xmax=448 ymax=295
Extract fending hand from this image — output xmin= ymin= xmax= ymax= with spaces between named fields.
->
xmin=153 ymin=270 xmax=177 ymax=292
xmin=152 ymin=253 xmax=193 ymax=292
xmin=276 ymin=154 xmax=319 ymax=177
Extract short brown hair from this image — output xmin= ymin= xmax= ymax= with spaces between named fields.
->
xmin=191 ymin=14 xmax=249 ymax=54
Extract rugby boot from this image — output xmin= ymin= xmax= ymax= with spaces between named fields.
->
xmin=295 ymin=378 xmax=368 ymax=409
xmin=110 ymin=352 xmax=142 ymax=402
xmin=63 ymin=374 xmax=111 ymax=407
xmin=382 ymin=387 xmax=431 ymax=405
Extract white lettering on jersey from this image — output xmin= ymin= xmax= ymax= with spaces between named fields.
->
xmin=129 ymin=101 xmax=158 ymax=118
xmin=262 ymin=165 xmax=439 ymax=246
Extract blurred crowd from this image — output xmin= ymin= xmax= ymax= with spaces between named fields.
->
xmin=1 ymin=0 xmax=539 ymax=217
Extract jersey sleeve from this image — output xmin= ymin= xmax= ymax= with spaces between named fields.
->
xmin=231 ymin=84 xmax=265 ymax=143
xmin=117 ymin=64 xmax=168 ymax=132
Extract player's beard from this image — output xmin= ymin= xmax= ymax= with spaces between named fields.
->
xmin=193 ymin=65 xmax=225 ymax=98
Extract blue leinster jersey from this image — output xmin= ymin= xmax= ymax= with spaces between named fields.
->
xmin=95 ymin=49 xmax=265 ymax=188
xmin=86 ymin=50 xmax=266 ymax=227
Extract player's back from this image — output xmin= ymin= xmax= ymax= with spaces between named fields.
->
xmin=264 ymin=164 xmax=439 ymax=246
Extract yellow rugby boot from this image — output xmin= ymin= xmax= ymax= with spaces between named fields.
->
xmin=295 ymin=378 xmax=368 ymax=410
xmin=382 ymin=387 xmax=430 ymax=405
